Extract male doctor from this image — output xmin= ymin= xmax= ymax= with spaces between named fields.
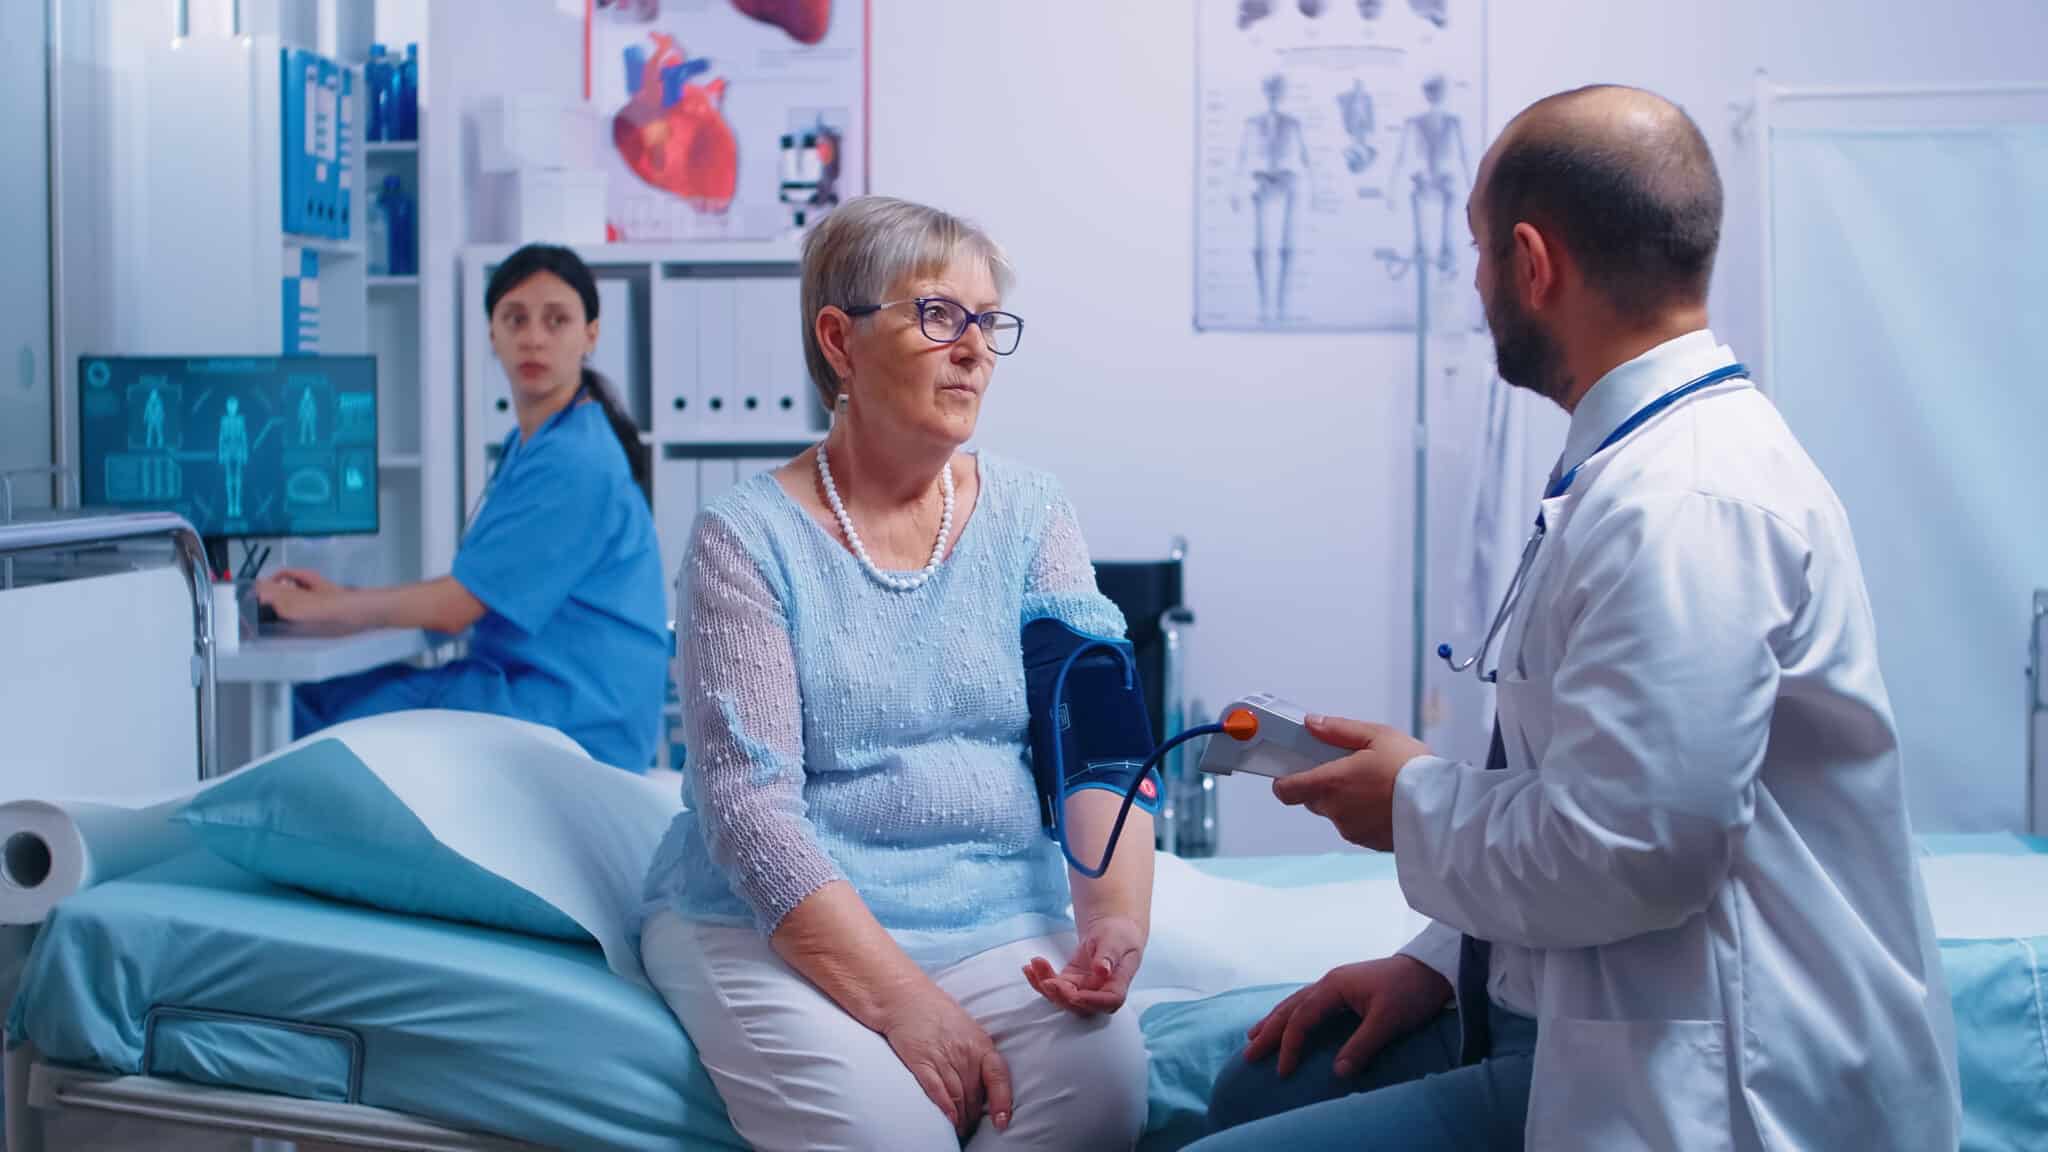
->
xmin=1194 ymin=85 xmax=1960 ymax=1150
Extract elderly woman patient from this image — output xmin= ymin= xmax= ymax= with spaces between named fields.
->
xmin=638 ymin=196 xmax=1153 ymax=1151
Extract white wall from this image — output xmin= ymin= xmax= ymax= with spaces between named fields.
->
xmin=871 ymin=2 xmax=1416 ymax=854
xmin=868 ymin=0 xmax=2048 ymax=853
xmin=49 ymin=0 xmax=179 ymax=505
xmin=0 ymin=0 xmax=52 ymax=511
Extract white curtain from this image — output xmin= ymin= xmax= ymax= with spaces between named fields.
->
xmin=1423 ymin=332 xmax=1548 ymax=767
xmin=1769 ymin=120 xmax=2048 ymax=832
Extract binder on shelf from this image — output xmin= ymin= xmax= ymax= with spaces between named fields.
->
xmin=315 ymin=55 xmax=341 ymax=238
xmin=593 ymin=278 xmax=636 ymax=417
xmin=336 ymin=65 xmax=355 ymax=240
xmin=695 ymin=282 xmax=737 ymax=432
xmin=733 ymin=280 xmax=789 ymax=433
xmin=765 ymin=279 xmax=813 ymax=435
xmin=652 ymin=278 xmax=703 ymax=440
xmin=282 ymin=248 xmax=321 ymax=353
xmin=280 ymin=48 xmax=306 ymax=235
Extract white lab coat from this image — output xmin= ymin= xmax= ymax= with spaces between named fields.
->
xmin=1393 ymin=331 xmax=1961 ymax=1151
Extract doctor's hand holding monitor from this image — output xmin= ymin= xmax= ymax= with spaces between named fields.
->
xmin=257 ymin=244 xmax=669 ymax=772
xmin=1189 ymin=85 xmax=1960 ymax=1152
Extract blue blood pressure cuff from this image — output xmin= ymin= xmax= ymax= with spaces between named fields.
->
xmin=1022 ymin=617 xmax=1164 ymax=830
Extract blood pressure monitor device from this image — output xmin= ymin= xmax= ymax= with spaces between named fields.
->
xmin=1197 ymin=693 xmax=1339 ymax=778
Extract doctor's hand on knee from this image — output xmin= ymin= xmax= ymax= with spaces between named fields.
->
xmin=1271 ymin=716 xmax=1430 ymax=852
xmin=878 ymin=981 xmax=1014 ymax=1139
xmin=1245 ymin=956 xmax=1452 ymax=1080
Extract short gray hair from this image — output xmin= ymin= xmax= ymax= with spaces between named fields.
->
xmin=800 ymin=196 xmax=1014 ymax=409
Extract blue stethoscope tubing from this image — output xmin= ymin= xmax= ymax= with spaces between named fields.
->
xmin=1438 ymin=362 xmax=1752 ymax=684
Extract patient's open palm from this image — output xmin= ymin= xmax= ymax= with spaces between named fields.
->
xmin=1023 ymin=914 xmax=1145 ymax=1017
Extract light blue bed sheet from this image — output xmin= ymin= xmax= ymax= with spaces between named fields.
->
xmin=1144 ymin=843 xmax=2048 ymax=1152
xmin=7 ymin=852 xmax=743 ymax=1151
xmin=11 ymin=846 xmax=2045 ymax=1151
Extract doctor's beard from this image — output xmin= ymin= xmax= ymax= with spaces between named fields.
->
xmin=1485 ymin=270 xmax=1569 ymax=404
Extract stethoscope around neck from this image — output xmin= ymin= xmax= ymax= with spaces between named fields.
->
xmin=1437 ymin=362 xmax=1751 ymax=683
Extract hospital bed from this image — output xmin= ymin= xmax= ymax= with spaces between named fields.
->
xmin=3 ymin=513 xmax=2046 ymax=1151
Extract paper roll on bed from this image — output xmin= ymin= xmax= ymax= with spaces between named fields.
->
xmin=0 ymin=800 xmax=193 ymax=927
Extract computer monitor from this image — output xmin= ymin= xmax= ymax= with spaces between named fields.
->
xmin=78 ymin=355 xmax=379 ymax=543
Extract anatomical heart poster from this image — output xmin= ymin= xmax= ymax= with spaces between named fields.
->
xmin=589 ymin=0 xmax=867 ymax=241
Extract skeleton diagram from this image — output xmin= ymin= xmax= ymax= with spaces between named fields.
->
xmin=1234 ymin=73 xmax=1312 ymax=325
xmin=143 ymin=386 xmax=166 ymax=449
xmin=218 ymin=396 xmax=249 ymax=519
xmin=1386 ymin=73 xmax=1471 ymax=274
xmin=1338 ymin=79 xmax=1379 ymax=185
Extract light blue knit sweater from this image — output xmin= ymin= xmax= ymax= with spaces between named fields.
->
xmin=640 ymin=453 xmax=1126 ymax=969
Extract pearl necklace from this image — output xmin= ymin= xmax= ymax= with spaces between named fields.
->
xmin=816 ymin=442 xmax=954 ymax=592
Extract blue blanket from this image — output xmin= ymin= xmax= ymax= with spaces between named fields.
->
xmin=13 ymin=841 xmax=2045 ymax=1150
xmin=1142 ymin=842 xmax=2048 ymax=1152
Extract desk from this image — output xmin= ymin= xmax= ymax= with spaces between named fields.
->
xmin=217 ymin=629 xmax=440 ymax=761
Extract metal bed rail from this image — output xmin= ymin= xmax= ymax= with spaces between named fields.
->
xmin=0 ymin=510 xmax=219 ymax=781
xmin=24 ymin=1058 xmax=542 ymax=1152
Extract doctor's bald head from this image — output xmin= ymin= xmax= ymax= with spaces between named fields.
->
xmin=1473 ymin=85 xmax=1723 ymax=324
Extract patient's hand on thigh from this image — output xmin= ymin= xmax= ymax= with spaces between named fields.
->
xmin=879 ymin=981 xmax=1014 ymax=1140
xmin=1244 ymin=955 xmax=1452 ymax=1079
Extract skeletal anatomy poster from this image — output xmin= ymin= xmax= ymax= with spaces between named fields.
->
xmin=587 ymin=0 xmax=867 ymax=241
xmin=1196 ymin=0 xmax=1485 ymax=332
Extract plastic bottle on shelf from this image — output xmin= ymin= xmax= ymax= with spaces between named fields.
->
xmin=384 ymin=46 xmax=406 ymax=142
xmin=367 ymin=186 xmax=390 ymax=276
xmin=377 ymin=175 xmax=415 ymax=277
xmin=366 ymin=44 xmax=389 ymax=142
xmin=399 ymin=44 xmax=419 ymax=141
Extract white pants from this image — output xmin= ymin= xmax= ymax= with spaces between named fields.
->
xmin=642 ymin=910 xmax=1149 ymax=1152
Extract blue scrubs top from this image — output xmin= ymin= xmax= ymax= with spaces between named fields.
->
xmin=445 ymin=401 xmax=668 ymax=769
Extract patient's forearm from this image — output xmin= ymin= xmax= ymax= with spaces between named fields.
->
xmin=770 ymin=880 xmax=938 ymax=1032
xmin=1065 ymin=791 xmax=1155 ymax=937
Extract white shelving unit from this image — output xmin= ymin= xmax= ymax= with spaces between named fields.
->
xmin=123 ymin=26 xmax=432 ymax=601
xmin=362 ymin=94 xmax=425 ymax=589
xmin=289 ymin=237 xmax=367 ymax=259
xmin=460 ymin=240 xmax=824 ymax=618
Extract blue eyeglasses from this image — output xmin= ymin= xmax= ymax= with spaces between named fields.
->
xmin=844 ymin=296 xmax=1025 ymax=356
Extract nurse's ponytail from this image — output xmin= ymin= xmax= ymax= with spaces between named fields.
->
xmin=578 ymin=367 xmax=651 ymax=504
xmin=484 ymin=244 xmax=652 ymax=504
